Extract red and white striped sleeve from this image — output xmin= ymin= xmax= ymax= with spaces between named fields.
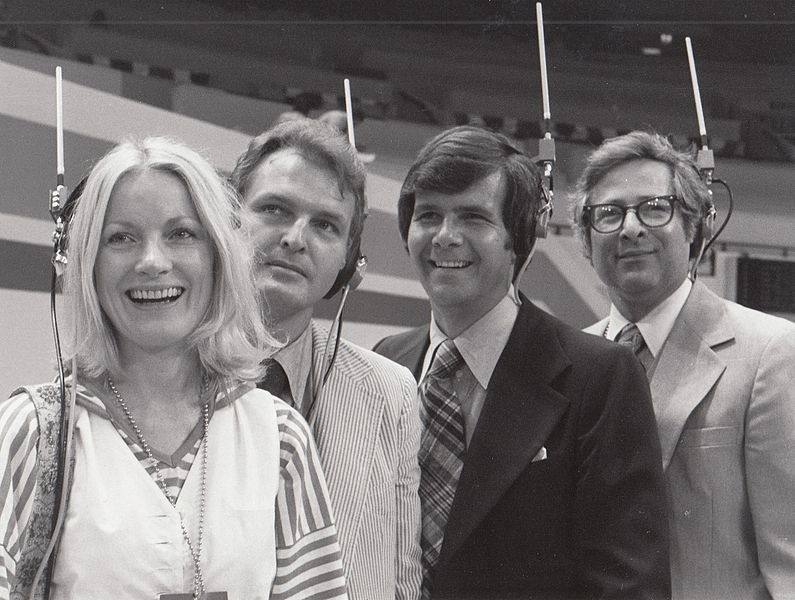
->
xmin=0 ymin=391 xmax=39 ymax=599
xmin=272 ymin=403 xmax=348 ymax=600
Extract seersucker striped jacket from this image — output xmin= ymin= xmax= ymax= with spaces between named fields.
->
xmin=307 ymin=322 xmax=423 ymax=600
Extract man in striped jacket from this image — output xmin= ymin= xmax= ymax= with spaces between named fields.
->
xmin=231 ymin=118 xmax=423 ymax=600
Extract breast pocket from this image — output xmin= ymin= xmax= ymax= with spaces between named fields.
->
xmin=678 ymin=426 xmax=739 ymax=449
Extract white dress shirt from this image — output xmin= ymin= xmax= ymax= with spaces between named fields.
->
xmin=605 ymin=278 xmax=692 ymax=359
xmin=422 ymin=287 xmax=520 ymax=447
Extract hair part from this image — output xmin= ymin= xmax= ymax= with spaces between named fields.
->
xmin=64 ymin=136 xmax=277 ymax=383
xmin=398 ymin=125 xmax=544 ymax=279
xmin=569 ymin=130 xmax=713 ymax=259
xmin=230 ymin=119 xmax=367 ymax=269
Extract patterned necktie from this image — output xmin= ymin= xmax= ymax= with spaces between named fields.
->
xmin=615 ymin=323 xmax=653 ymax=374
xmin=418 ymin=339 xmax=466 ymax=599
xmin=257 ymin=359 xmax=291 ymax=404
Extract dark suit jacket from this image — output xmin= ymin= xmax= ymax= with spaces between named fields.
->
xmin=374 ymin=296 xmax=671 ymax=599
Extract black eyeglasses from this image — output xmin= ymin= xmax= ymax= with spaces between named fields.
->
xmin=583 ymin=195 xmax=680 ymax=233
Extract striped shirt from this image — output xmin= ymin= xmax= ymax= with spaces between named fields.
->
xmin=0 ymin=383 xmax=347 ymax=599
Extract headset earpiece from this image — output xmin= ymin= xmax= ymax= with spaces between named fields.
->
xmin=534 ymin=187 xmax=553 ymax=240
xmin=704 ymin=204 xmax=716 ymax=238
xmin=324 ymin=241 xmax=367 ymax=299
xmin=689 ymin=203 xmax=717 ymax=260
xmin=347 ymin=255 xmax=367 ymax=290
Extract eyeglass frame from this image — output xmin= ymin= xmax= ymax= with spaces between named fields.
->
xmin=582 ymin=194 xmax=682 ymax=234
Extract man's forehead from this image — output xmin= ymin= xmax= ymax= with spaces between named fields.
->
xmin=591 ymin=160 xmax=673 ymax=199
xmin=251 ymin=149 xmax=349 ymax=199
xmin=415 ymin=170 xmax=506 ymax=207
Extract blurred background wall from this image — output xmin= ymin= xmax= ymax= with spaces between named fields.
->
xmin=2 ymin=0 xmax=794 ymax=397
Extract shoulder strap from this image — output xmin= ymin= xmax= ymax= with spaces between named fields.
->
xmin=11 ymin=383 xmax=72 ymax=600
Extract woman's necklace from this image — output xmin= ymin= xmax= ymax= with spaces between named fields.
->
xmin=107 ymin=376 xmax=210 ymax=600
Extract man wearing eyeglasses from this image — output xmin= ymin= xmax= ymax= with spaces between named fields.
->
xmin=571 ymin=130 xmax=795 ymax=600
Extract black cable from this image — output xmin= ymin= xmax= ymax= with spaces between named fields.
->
xmin=323 ymin=295 xmax=347 ymax=386
xmin=704 ymin=177 xmax=734 ymax=256
xmin=47 ymin=260 xmax=67 ymax=600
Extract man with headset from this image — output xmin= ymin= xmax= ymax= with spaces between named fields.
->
xmin=571 ymin=130 xmax=795 ymax=600
xmin=374 ymin=126 xmax=670 ymax=599
xmin=231 ymin=119 xmax=422 ymax=600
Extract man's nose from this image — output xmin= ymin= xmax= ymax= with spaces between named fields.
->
xmin=281 ymin=219 xmax=308 ymax=251
xmin=432 ymin=216 xmax=463 ymax=247
xmin=620 ymin=209 xmax=645 ymax=239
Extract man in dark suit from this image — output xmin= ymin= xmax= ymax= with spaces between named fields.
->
xmin=374 ymin=126 xmax=671 ymax=600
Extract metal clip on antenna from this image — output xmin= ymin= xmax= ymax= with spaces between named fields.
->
xmin=50 ymin=177 xmax=68 ymax=269
xmin=695 ymin=139 xmax=715 ymax=187
xmin=536 ymin=133 xmax=556 ymax=192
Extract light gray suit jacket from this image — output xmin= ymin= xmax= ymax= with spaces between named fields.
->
xmin=307 ymin=322 xmax=422 ymax=600
xmin=586 ymin=281 xmax=795 ymax=600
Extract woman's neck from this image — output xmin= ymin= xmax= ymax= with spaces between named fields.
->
xmin=115 ymin=344 xmax=203 ymax=397
xmin=99 ymin=347 xmax=209 ymax=456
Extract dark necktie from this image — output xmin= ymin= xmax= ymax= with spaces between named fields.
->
xmin=257 ymin=359 xmax=291 ymax=404
xmin=615 ymin=323 xmax=653 ymax=374
xmin=418 ymin=339 xmax=466 ymax=599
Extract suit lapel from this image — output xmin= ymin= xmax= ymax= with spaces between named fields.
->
xmin=308 ymin=322 xmax=384 ymax=555
xmin=439 ymin=300 xmax=571 ymax=565
xmin=386 ymin=326 xmax=430 ymax=380
xmin=583 ymin=316 xmax=609 ymax=338
xmin=650 ymin=282 xmax=733 ymax=470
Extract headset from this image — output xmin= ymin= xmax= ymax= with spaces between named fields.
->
xmin=534 ymin=181 xmax=553 ymax=240
xmin=684 ymin=36 xmax=733 ymax=279
xmin=51 ymin=176 xmax=85 ymax=270
xmin=688 ymin=195 xmax=717 ymax=260
xmin=509 ymin=0 xmax=554 ymax=296
xmin=503 ymin=143 xmax=554 ymax=305
xmin=506 ymin=128 xmax=554 ymax=291
xmin=323 ymin=236 xmax=367 ymax=299
xmin=324 ymin=75 xmax=369 ymax=300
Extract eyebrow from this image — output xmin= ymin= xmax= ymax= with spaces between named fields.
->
xmin=414 ymin=200 xmax=492 ymax=213
xmin=247 ymin=192 xmax=350 ymax=224
xmin=244 ymin=191 xmax=287 ymax=205
xmin=102 ymin=215 xmax=202 ymax=229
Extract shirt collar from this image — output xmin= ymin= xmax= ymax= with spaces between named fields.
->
xmin=425 ymin=285 xmax=520 ymax=388
xmin=273 ymin=323 xmax=314 ymax=411
xmin=606 ymin=278 xmax=692 ymax=357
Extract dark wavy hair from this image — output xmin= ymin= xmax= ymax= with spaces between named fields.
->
xmin=398 ymin=126 xmax=544 ymax=279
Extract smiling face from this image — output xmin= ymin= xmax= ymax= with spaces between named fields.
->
xmin=588 ymin=159 xmax=693 ymax=320
xmin=94 ymin=169 xmax=214 ymax=358
xmin=240 ymin=148 xmax=352 ymax=329
xmin=407 ymin=170 xmax=516 ymax=335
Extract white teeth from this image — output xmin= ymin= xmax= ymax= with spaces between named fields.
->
xmin=434 ymin=260 xmax=469 ymax=268
xmin=129 ymin=287 xmax=183 ymax=301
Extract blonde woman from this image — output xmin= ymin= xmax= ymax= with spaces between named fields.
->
xmin=0 ymin=137 xmax=347 ymax=600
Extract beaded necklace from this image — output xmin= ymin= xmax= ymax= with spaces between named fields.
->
xmin=107 ymin=376 xmax=209 ymax=600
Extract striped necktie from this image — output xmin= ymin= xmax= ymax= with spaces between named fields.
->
xmin=418 ymin=339 xmax=466 ymax=599
xmin=615 ymin=323 xmax=653 ymax=374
